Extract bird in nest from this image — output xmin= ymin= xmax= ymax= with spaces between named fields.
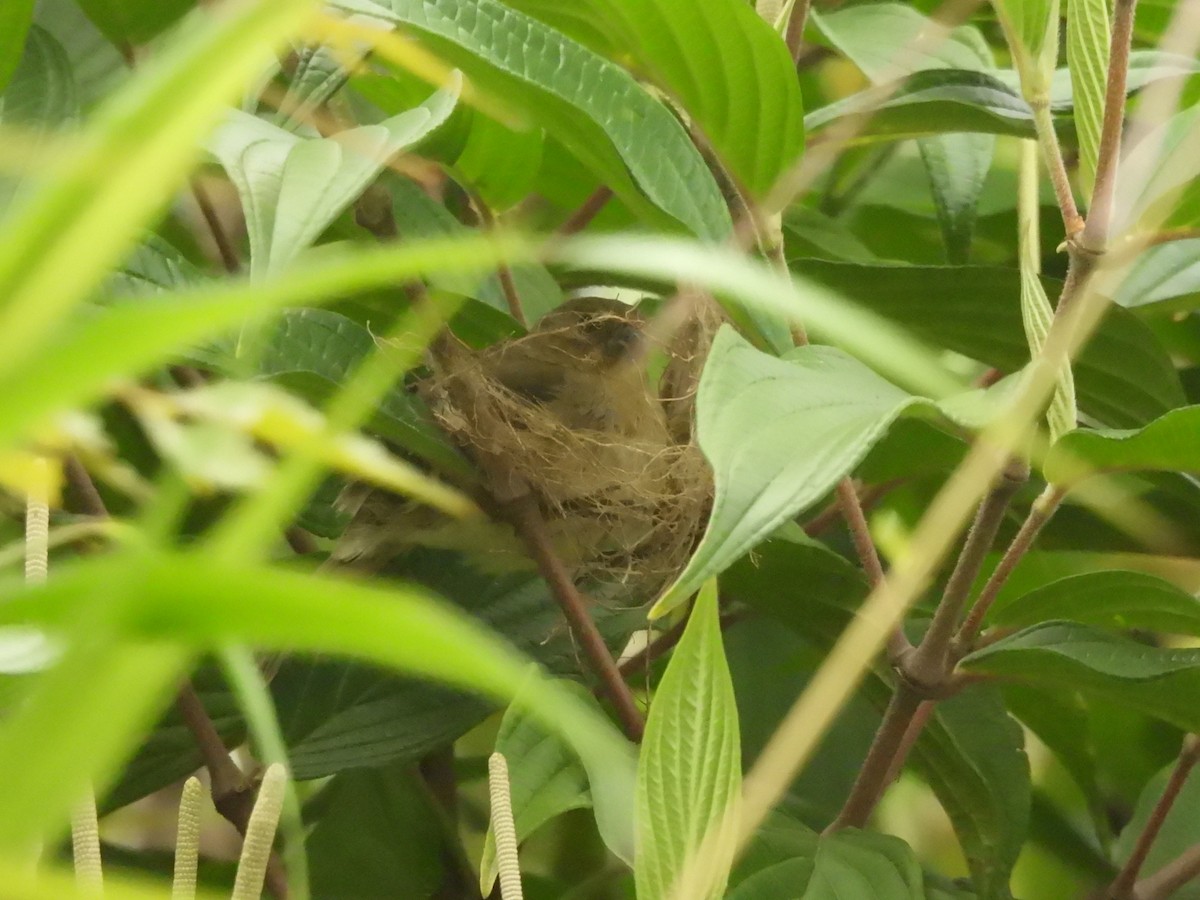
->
xmin=329 ymin=296 xmax=701 ymax=582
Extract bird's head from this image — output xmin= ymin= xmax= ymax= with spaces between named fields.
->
xmin=531 ymin=297 xmax=646 ymax=365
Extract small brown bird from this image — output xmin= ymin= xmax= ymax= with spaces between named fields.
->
xmin=330 ymin=297 xmax=671 ymax=573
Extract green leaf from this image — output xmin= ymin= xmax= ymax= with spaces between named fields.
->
xmin=727 ymin=828 xmax=926 ymax=899
xmin=911 ymin=687 xmax=1029 ymax=899
xmin=2 ymin=548 xmax=638 ymax=833
xmin=815 ymin=4 xmax=997 ymax=263
xmin=794 ymin=259 xmax=1185 ymax=427
xmin=480 ymin=687 xmax=594 ymax=893
xmin=1066 ymin=0 xmax=1111 ymax=194
xmin=0 ymin=0 xmax=35 ymax=95
xmin=336 ymin=0 xmax=731 ymax=240
xmin=74 ymin=0 xmax=195 ymax=45
xmin=306 ymin=763 xmax=445 ymax=899
xmin=515 ymin=0 xmax=804 ymax=197
xmin=653 ymin=327 xmax=997 ymax=615
xmin=0 ymin=0 xmax=322 ymax=383
xmin=637 ymin=580 xmax=741 ymax=900
xmin=0 ymin=233 xmax=534 ymax=450
xmin=1045 ymin=405 xmax=1200 ymax=484
xmin=0 ymin=24 xmax=78 ymax=212
xmin=991 ymin=570 xmax=1200 ymax=636
xmin=206 ymin=76 xmax=460 ymax=277
xmin=1114 ymin=239 xmax=1200 ymax=310
xmin=993 ymin=0 xmax=1061 ymax=93
xmin=453 ymin=112 xmax=544 ymax=210
xmin=961 ymin=621 xmax=1200 ymax=733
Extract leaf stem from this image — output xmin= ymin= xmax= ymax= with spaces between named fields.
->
xmin=1030 ymin=101 xmax=1084 ymax=236
xmin=953 ymin=483 xmax=1067 ymax=652
xmin=1082 ymin=0 xmax=1139 ymax=253
xmin=1112 ymin=734 xmax=1200 ymax=898
xmin=503 ymin=493 xmax=645 ymax=743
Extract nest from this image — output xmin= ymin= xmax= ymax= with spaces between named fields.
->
xmin=421 ymin=296 xmax=722 ymax=601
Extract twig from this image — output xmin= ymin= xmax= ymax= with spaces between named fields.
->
xmin=502 ymin=493 xmax=645 ymax=742
xmin=1135 ymin=843 xmax=1200 ymax=900
xmin=1082 ymin=0 xmax=1139 ymax=253
xmin=1108 ymin=734 xmax=1200 ymax=898
xmin=903 ymin=461 xmax=1026 ymax=687
xmin=953 ymin=483 xmax=1067 ymax=653
xmin=1031 ymin=102 xmax=1084 ymax=236
xmin=802 ymin=481 xmax=901 ymax=538
xmin=190 ymin=179 xmax=241 ymax=274
xmin=826 ymin=687 xmax=924 ymax=830
xmin=559 ymin=187 xmax=613 ymax=235
xmin=496 ymin=263 xmax=527 ymax=327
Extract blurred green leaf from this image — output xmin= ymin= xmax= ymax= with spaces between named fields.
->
xmin=481 ymin=685 xmax=594 ymax=893
xmin=637 ymin=580 xmax=741 ymax=900
xmin=306 ymin=763 xmax=445 ymax=899
xmin=795 ymin=259 xmax=1186 ymax=427
xmin=206 ymin=76 xmax=460 ymax=277
xmin=1045 ymin=406 xmax=1200 ymax=483
xmin=1114 ymin=239 xmax=1200 ymax=310
xmin=0 ymin=0 xmax=321 ymax=381
xmin=336 ymin=0 xmax=731 ymax=239
xmin=74 ymin=0 xmax=196 ymax=45
xmin=0 ymin=2 xmax=37 ymax=97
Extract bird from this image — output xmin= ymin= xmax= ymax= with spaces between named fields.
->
xmin=329 ymin=296 xmax=672 ymax=575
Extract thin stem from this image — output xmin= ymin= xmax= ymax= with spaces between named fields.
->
xmin=1136 ymin=843 xmax=1200 ymax=900
xmin=954 ymin=484 xmax=1067 ymax=652
xmin=1031 ymin=101 xmax=1084 ymax=236
xmin=836 ymin=479 xmax=885 ymax=589
xmin=1109 ymin=735 xmax=1200 ymax=898
xmin=881 ymin=700 xmax=936 ymax=788
xmin=783 ymin=0 xmax=812 ymax=64
xmin=559 ymin=187 xmax=613 ymax=235
xmin=496 ymin=263 xmax=527 ymax=327
xmin=503 ymin=493 xmax=645 ymax=742
xmin=1082 ymin=0 xmax=1139 ymax=253
xmin=191 ymin=179 xmax=241 ymax=274
xmin=904 ymin=462 xmax=1026 ymax=686
xmin=827 ymin=687 xmax=924 ymax=830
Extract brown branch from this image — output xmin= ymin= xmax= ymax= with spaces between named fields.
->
xmin=1136 ymin=843 xmax=1200 ymax=900
xmin=1109 ymin=734 xmax=1200 ymax=898
xmin=502 ymin=492 xmax=645 ymax=743
xmin=1031 ymin=101 xmax=1084 ymax=236
xmin=953 ymin=483 xmax=1067 ymax=653
xmin=903 ymin=461 xmax=1026 ymax=686
xmin=826 ymin=686 xmax=924 ymax=830
xmin=496 ymin=263 xmax=527 ymax=328
xmin=1081 ymin=0 xmax=1138 ymax=253
xmin=802 ymin=481 xmax=901 ymax=538
xmin=559 ymin=186 xmax=613 ymax=235
xmin=64 ymin=456 xmax=109 ymax=519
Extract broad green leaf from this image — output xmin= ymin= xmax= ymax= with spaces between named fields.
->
xmin=961 ymin=621 xmax=1200 ymax=733
xmin=480 ymin=687 xmax=594 ymax=893
xmin=1114 ymin=239 xmax=1200 ymax=310
xmin=0 ymin=233 xmax=534 ymax=450
xmin=793 ymin=259 xmax=1185 ymax=427
xmin=1116 ymin=104 xmax=1200 ymax=234
xmin=815 ymin=4 xmax=997 ymax=263
xmin=0 ymin=24 xmax=78 ymax=213
xmin=306 ymin=763 xmax=445 ymax=899
xmin=0 ymin=0 xmax=321 ymax=382
xmin=0 ymin=0 xmax=36 ymax=96
xmin=102 ymin=234 xmax=207 ymax=298
xmin=653 ymin=327 xmax=999 ymax=615
xmin=335 ymin=0 xmax=731 ymax=240
xmin=1 ymin=548 xmax=638 ymax=837
xmin=453 ymin=112 xmax=544 ymax=210
xmin=74 ymin=0 xmax=195 ymax=45
xmin=637 ymin=580 xmax=741 ymax=900
xmin=34 ymin=0 xmax=127 ymax=109
xmin=198 ymin=307 xmax=468 ymax=476
xmin=911 ymin=687 xmax=1029 ymax=899
xmin=726 ymin=828 xmax=925 ymax=899
xmin=206 ymin=75 xmax=460 ymax=277
xmin=1045 ymin=406 xmax=1200 ymax=484
xmin=1066 ymin=0 xmax=1111 ymax=194
xmin=991 ymin=570 xmax=1200 ymax=636
xmin=510 ymin=0 xmax=804 ymax=197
